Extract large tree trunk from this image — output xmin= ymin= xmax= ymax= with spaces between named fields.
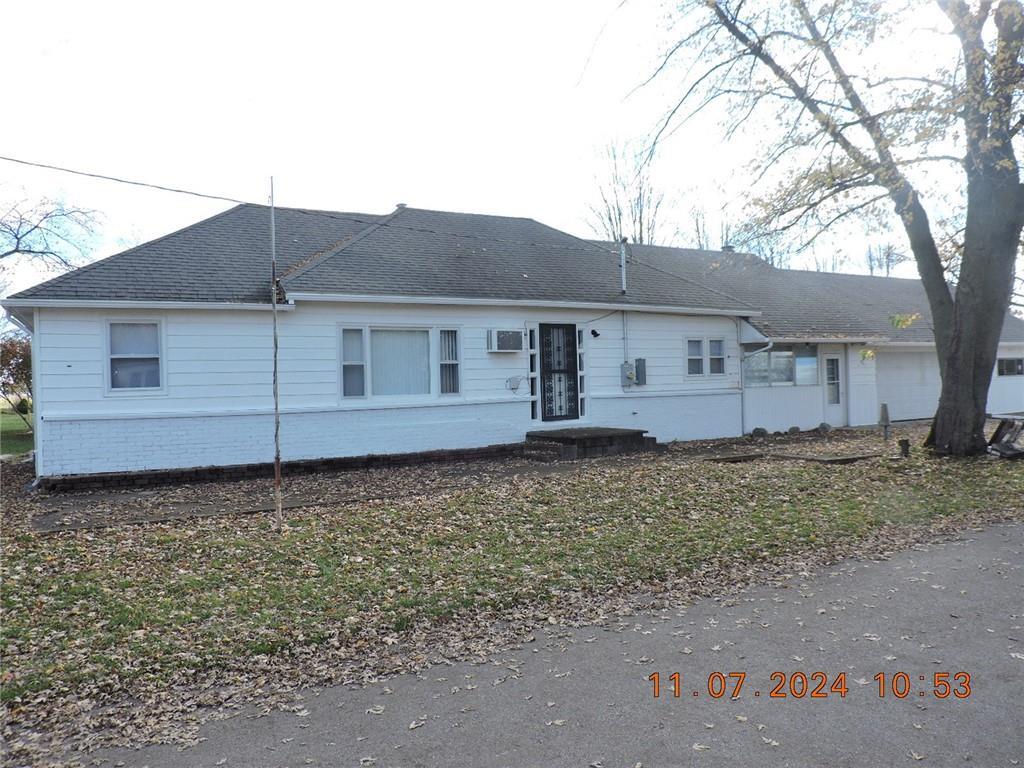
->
xmin=930 ymin=173 xmax=1023 ymax=456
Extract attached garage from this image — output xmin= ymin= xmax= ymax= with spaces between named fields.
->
xmin=875 ymin=349 xmax=942 ymax=421
xmin=876 ymin=345 xmax=1024 ymax=421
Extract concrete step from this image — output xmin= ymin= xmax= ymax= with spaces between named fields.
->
xmin=524 ymin=427 xmax=663 ymax=460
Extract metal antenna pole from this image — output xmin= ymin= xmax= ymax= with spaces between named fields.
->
xmin=270 ymin=177 xmax=283 ymax=531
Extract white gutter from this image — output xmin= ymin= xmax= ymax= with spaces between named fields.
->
xmin=742 ymin=340 xmax=774 ymax=359
xmin=285 ymin=292 xmax=760 ymax=318
xmin=0 ymin=299 xmax=296 ymax=312
xmin=765 ymin=336 xmax=887 ymax=344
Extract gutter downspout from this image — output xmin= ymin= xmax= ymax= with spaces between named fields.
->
xmin=30 ymin=308 xmax=41 ymax=482
xmin=622 ymin=309 xmax=629 ymax=363
xmin=734 ymin=318 xmax=745 ymax=435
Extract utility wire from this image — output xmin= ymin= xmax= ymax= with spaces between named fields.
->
xmin=0 ymin=153 xmax=616 ymax=253
xmin=0 ymin=152 xmax=749 ymax=305
xmin=0 ymin=153 xmax=636 ymax=254
xmin=0 ymin=154 xmax=249 ymax=205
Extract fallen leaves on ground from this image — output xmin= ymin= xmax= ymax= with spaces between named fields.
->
xmin=1 ymin=423 xmax=1022 ymax=767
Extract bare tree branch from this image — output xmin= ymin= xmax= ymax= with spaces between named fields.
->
xmin=1 ymin=201 xmax=96 ymax=274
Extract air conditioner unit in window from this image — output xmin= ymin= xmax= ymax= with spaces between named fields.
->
xmin=487 ymin=329 xmax=525 ymax=352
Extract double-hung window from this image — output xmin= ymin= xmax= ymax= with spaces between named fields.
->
xmin=440 ymin=329 xmax=460 ymax=394
xmin=109 ymin=322 xmax=161 ymax=390
xmin=708 ymin=339 xmax=726 ymax=375
xmin=341 ymin=328 xmax=366 ymax=397
xmin=687 ymin=339 xmax=704 ymax=375
xmin=687 ymin=338 xmax=726 ymax=376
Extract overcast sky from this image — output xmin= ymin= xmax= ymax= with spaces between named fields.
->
xmin=3 ymin=0 xmax=914 ymax=296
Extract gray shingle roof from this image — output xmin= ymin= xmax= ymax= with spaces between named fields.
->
xmin=281 ymin=206 xmax=754 ymax=312
xmin=617 ymin=242 xmax=1024 ymax=343
xmin=9 ymin=205 xmax=382 ymax=304
xmin=9 ymin=202 xmax=1022 ymax=346
xmin=9 ymin=204 xmax=755 ymax=314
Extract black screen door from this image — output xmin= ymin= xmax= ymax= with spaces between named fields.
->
xmin=539 ymin=323 xmax=579 ymax=421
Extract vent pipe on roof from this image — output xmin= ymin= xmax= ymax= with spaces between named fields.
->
xmin=619 ymin=237 xmax=628 ymax=294
xmin=722 ymin=243 xmax=735 ymax=252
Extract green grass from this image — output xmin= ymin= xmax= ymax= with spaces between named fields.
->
xmin=1 ymin=452 xmax=1021 ymax=708
xmin=0 ymin=410 xmax=33 ymax=455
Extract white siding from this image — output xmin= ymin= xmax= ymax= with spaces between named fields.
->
xmin=34 ymin=304 xmax=746 ymax=476
xmin=875 ymin=344 xmax=1024 ymax=421
xmin=875 ymin=349 xmax=942 ymax=421
xmin=741 ymin=343 xmax=877 ymax=432
xmin=990 ymin=343 xmax=1024 ymax=415
xmin=743 ymin=385 xmax=826 ymax=433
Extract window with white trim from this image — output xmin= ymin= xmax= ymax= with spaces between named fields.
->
xmin=686 ymin=339 xmax=704 ymax=375
xmin=370 ymin=329 xmax=430 ymax=395
xmin=341 ymin=328 xmax=366 ymax=397
xmin=743 ymin=344 xmax=818 ymax=386
xmin=708 ymin=339 xmax=726 ymax=375
xmin=109 ymin=322 xmax=161 ymax=389
xmin=440 ymin=329 xmax=460 ymax=394
xmin=997 ymin=358 xmax=1023 ymax=376
xmin=687 ymin=338 xmax=726 ymax=376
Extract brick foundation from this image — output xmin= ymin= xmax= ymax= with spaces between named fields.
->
xmin=38 ymin=442 xmax=526 ymax=492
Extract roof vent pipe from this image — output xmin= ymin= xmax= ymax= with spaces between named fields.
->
xmin=722 ymin=243 xmax=735 ymax=252
xmin=619 ymin=237 xmax=628 ymax=294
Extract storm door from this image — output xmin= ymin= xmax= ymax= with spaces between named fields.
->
xmin=539 ymin=323 xmax=579 ymax=421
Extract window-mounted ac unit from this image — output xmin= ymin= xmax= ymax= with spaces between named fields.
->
xmin=487 ymin=329 xmax=524 ymax=352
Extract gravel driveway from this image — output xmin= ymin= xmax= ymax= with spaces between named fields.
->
xmin=92 ymin=521 xmax=1023 ymax=768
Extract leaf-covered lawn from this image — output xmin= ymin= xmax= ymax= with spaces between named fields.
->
xmin=1 ymin=433 xmax=1022 ymax=763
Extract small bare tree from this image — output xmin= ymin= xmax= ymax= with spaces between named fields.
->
xmin=866 ymin=243 xmax=911 ymax=276
xmin=588 ymin=143 xmax=665 ymax=244
xmin=1 ymin=200 xmax=95 ymax=274
xmin=690 ymin=207 xmax=712 ymax=249
xmin=651 ymin=0 xmax=1024 ymax=455
xmin=813 ymin=252 xmax=849 ymax=273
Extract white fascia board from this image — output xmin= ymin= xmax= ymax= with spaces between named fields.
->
xmin=871 ymin=341 xmax=937 ymax=348
xmin=874 ymin=340 xmax=1024 ymax=349
xmin=286 ymin=292 xmax=760 ymax=318
xmin=0 ymin=298 xmax=294 ymax=312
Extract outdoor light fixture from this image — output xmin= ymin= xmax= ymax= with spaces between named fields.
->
xmin=591 ymin=329 xmax=600 ymax=338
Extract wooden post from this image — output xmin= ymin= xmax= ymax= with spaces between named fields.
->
xmin=270 ymin=178 xmax=283 ymax=532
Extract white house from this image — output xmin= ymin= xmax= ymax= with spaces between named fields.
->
xmin=3 ymin=204 xmax=1022 ymax=482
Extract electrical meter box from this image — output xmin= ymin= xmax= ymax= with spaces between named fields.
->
xmin=634 ymin=358 xmax=647 ymax=385
xmin=620 ymin=361 xmax=636 ymax=386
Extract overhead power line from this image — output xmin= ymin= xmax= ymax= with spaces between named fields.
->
xmin=0 ymin=154 xmax=249 ymax=205
xmin=0 ymin=153 xmax=746 ymax=301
